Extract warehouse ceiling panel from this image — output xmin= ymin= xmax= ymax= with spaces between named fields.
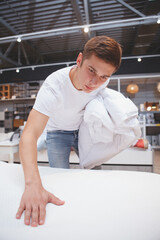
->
xmin=0 ymin=0 xmax=160 ymax=70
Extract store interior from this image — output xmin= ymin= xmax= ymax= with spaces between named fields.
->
xmin=1 ymin=0 xmax=160 ymax=238
xmin=0 ymin=0 xmax=160 ymax=172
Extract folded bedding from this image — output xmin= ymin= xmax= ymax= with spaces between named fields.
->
xmin=78 ymin=88 xmax=141 ymax=169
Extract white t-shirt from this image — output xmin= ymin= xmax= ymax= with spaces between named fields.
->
xmin=33 ymin=66 xmax=109 ymax=131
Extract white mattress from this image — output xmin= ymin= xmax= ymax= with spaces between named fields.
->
xmin=0 ymin=161 xmax=160 ymax=240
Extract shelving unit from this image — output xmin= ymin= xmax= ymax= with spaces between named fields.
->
xmin=12 ymin=82 xmax=40 ymax=98
xmin=12 ymin=83 xmax=28 ymax=98
xmin=0 ymin=81 xmax=42 ymax=133
xmin=27 ymin=82 xmax=40 ymax=98
xmin=4 ymin=111 xmax=13 ymax=133
xmin=139 ymin=111 xmax=160 ymax=147
xmin=0 ymin=84 xmax=12 ymax=99
xmin=0 ymin=111 xmax=5 ymax=133
xmin=0 ymin=98 xmax=35 ymax=132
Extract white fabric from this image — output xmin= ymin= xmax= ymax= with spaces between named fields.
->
xmin=33 ymin=66 xmax=110 ymax=131
xmin=0 ymin=132 xmax=14 ymax=141
xmin=1 ymin=161 xmax=160 ymax=240
xmin=37 ymin=126 xmax=47 ymax=151
xmin=78 ymin=88 xmax=141 ymax=169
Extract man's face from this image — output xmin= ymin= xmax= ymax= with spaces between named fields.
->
xmin=76 ymin=53 xmax=116 ymax=93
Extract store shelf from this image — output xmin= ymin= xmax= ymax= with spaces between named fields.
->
xmin=152 ymin=146 xmax=160 ymax=149
xmin=139 ymin=111 xmax=160 ymax=147
xmin=0 ymin=97 xmax=36 ymax=102
xmin=140 ymin=111 xmax=160 ymax=114
xmin=146 ymin=124 xmax=160 ymax=127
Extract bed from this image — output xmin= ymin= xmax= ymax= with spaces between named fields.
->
xmin=0 ymin=161 xmax=160 ymax=240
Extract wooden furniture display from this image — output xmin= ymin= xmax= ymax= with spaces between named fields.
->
xmin=0 ymin=84 xmax=12 ymax=99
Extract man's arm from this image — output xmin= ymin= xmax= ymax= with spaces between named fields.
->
xmin=16 ymin=109 xmax=65 ymax=227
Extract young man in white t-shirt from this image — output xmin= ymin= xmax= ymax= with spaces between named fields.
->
xmin=16 ymin=36 xmax=122 ymax=227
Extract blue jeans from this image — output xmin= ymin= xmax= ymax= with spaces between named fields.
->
xmin=37 ymin=134 xmax=47 ymax=151
xmin=46 ymin=130 xmax=79 ymax=169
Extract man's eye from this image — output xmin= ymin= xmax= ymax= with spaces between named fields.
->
xmin=89 ymin=68 xmax=94 ymax=73
xmin=101 ymin=76 xmax=108 ymax=82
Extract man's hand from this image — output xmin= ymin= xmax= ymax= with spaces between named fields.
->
xmin=16 ymin=183 xmax=65 ymax=227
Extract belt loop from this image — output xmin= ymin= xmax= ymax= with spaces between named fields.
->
xmin=74 ymin=130 xmax=78 ymax=139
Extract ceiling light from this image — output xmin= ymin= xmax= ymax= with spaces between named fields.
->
xmin=17 ymin=37 xmax=21 ymax=42
xmin=157 ymin=18 xmax=160 ymax=24
xmin=16 ymin=69 xmax=20 ymax=73
xmin=147 ymin=106 xmax=152 ymax=111
xmin=126 ymin=83 xmax=139 ymax=94
xmin=137 ymin=58 xmax=142 ymax=62
xmin=157 ymin=82 xmax=160 ymax=92
xmin=84 ymin=26 xmax=89 ymax=33
xmin=152 ymin=103 xmax=157 ymax=109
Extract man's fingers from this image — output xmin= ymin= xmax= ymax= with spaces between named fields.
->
xmin=16 ymin=201 xmax=25 ymax=219
xmin=31 ymin=205 xmax=38 ymax=227
xmin=16 ymin=188 xmax=64 ymax=227
xmin=16 ymin=205 xmax=25 ymax=219
xmin=48 ymin=193 xmax=65 ymax=206
xmin=24 ymin=206 xmax=31 ymax=225
xmin=39 ymin=204 xmax=46 ymax=225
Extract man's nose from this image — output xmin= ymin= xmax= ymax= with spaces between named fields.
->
xmin=90 ymin=76 xmax=99 ymax=85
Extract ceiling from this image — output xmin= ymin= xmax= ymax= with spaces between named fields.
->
xmin=0 ymin=0 xmax=160 ymax=70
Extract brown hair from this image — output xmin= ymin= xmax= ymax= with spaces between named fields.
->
xmin=82 ymin=36 xmax=122 ymax=71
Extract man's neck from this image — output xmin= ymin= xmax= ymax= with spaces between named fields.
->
xmin=69 ymin=66 xmax=82 ymax=91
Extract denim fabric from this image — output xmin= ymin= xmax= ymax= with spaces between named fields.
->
xmin=37 ymin=134 xmax=47 ymax=151
xmin=46 ymin=130 xmax=79 ymax=169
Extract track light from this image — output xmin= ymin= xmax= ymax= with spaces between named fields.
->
xmin=137 ymin=58 xmax=142 ymax=62
xmin=17 ymin=37 xmax=21 ymax=43
xmin=84 ymin=26 xmax=89 ymax=33
xmin=16 ymin=69 xmax=20 ymax=73
xmin=157 ymin=18 xmax=160 ymax=24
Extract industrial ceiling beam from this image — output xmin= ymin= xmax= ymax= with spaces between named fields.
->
xmin=70 ymin=0 xmax=89 ymax=40
xmin=84 ymin=0 xmax=89 ymax=25
xmin=87 ymin=0 xmax=94 ymax=24
xmin=91 ymin=17 xmax=156 ymax=31
xmin=70 ymin=0 xmax=84 ymax=25
xmin=84 ymin=0 xmax=91 ymax=38
xmin=86 ymin=0 xmax=96 ymax=38
xmin=0 ymin=52 xmax=21 ymax=66
xmin=4 ymin=42 xmax=16 ymax=57
xmin=0 ymin=17 xmax=19 ymax=34
xmin=21 ymin=43 xmax=30 ymax=65
xmin=116 ymin=0 xmax=146 ymax=17
xmin=18 ymin=43 xmax=21 ymax=65
xmin=0 ymin=17 xmax=20 ymax=65
xmin=46 ymin=4 xmax=70 ymax=30
xmin=0 ymin=16 xmax=42 ymax=64
xmin=0 ymin=15 xmax=159 ymax=44
xmin=1 ymin=54 xmax=160 ymax=73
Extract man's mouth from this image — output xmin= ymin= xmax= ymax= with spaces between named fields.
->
xmin=85 ymin=85 xmax=94 ymax=91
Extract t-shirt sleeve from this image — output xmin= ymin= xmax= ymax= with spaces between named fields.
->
xmin=33 ymin=81 xmax=58 ymax=117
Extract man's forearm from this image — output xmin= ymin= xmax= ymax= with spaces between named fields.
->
xmin=19 ymin=133 xmax=42 ymax=186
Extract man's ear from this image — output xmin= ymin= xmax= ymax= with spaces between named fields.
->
xmin=76 ymin=52 xmax=83 ymax=67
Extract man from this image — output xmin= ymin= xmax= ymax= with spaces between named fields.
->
xmin=16 ymin=36 xmax=122 ymax=227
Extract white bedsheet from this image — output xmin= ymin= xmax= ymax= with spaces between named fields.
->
xmin=0 ymin=161 xmax=160 ymax=240
xmin=79 ymin=88 xmax=141 ymax=169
